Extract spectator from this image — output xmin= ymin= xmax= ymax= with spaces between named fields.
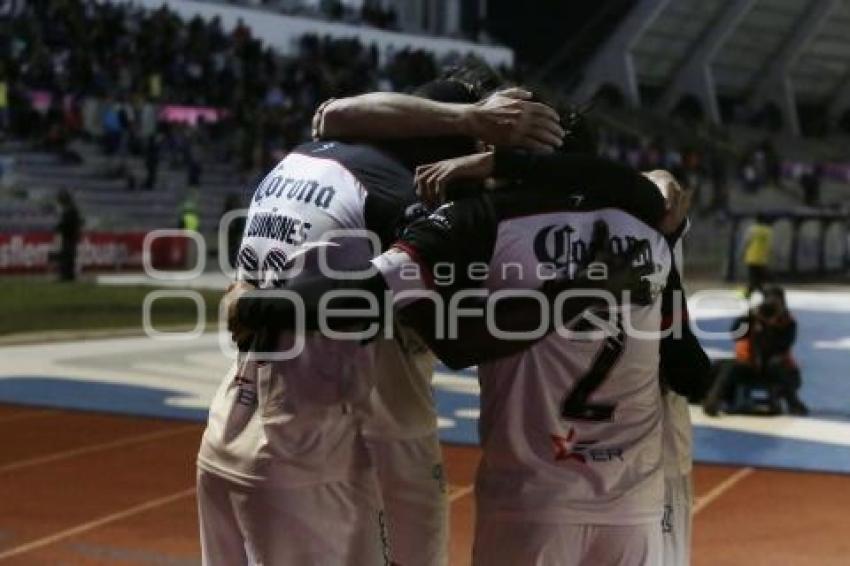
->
xmin=741 ymin=161 xmax=760 ymax=193
xmin=101 ymin=99 xmax=122 ymax=155
xmin=800 ymin=164 xmax=822 ymax=207
xmin=704 ymin=287 xmax=808 ymax=416
xmin=178 ymin=192 xmax=200 ymax=270
xmin=761 ymin=139 xmax=781 ymax=188
xmin=707 ymin=149 xmax=729 ymax=211
xmin=179 ymin=192 xmax=200 ymax=233
xmin=742 ymin=215 xmax=774 ymax=298
xmin=186 ymin=123 xmax=203 ymax=187
xmin=55 ymin=189 xmax=82 ymax=282
xmin=0 ymin=65 xmax=8 ymax=133
xmin=143 ymin=123 xmax=163 ymax=190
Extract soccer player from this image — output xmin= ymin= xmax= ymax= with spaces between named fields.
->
xmin=196 ymin=79 xmax=563 ymax=565
xmin=651 ymin=170 xmax=705 ymax=566
xmin=307 ymin=77 xmax=566 ymax=566
xmin=661 ymin=387 xmax=695 ymax=566
xmin=404 ymin=149 xmax=681 ymax=566
xmin=228 ymin=129 xmax=693 ymax=565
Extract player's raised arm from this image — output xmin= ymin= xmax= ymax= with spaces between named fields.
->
xmin=414 ymin=149 xmax=683 ymax=234
xmin=313 ymin=88 xmax=564 ymax=151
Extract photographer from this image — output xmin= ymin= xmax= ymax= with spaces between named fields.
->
xmin=704 ymin=286 xmax=808 ymax=416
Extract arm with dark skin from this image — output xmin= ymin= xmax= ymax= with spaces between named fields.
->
xmin=230 ymin=154 xmax=684 ymax=367
xmin=396 ymin=218 xmax=653 ymax=369
xmin=231 ymin=222 xmax=648 ymax=368
xmin=234 ymin=269 xmax=601 ymax=369
xmin=400 ymin=284 xmax=603 ymax=370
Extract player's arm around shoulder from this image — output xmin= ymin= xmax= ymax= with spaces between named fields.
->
xmin=312 ymin=88 xmax=563 ymax=151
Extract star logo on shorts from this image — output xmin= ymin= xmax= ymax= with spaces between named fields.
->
xmin=550 ymin=428 xmax=598 ymax=463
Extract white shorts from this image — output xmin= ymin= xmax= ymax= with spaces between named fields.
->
xmin=197 ymin=467 xmax=388 ymax=566
xmin=472 ymin=517 xmax=662 ymax=566
xmin=662 ymin=473 xmax=693 ymax=566
xmin=365 ymin=433 xmax=448 ymax=566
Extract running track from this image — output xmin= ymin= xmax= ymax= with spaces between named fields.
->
xmin=1 ymin=404 xmax=848 ymax=565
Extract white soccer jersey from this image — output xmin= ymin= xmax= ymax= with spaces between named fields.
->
xmin=364 ymin=326 xmax=439 ymax=439
xmin=198 ymin=141 xmax=420 ymax=488
xmin=477 ymin=209 xmax=670 ymax=525
xmin=379 ymin=153 xmax=675 ymax=525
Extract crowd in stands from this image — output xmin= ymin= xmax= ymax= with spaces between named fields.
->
xmin=0 ymin=0 xmax=451 ymax=183
xmin=0 ymin=0 xmax=838 ymax=210
xmin=237 ymin=0 xmax=399 ymax=31
xmin=597 ymin=129 xmax=731 ymax=213
xmin=597 ymin=129 xmax=835 ymax=213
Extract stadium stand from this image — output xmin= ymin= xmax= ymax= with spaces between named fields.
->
xmin=574 ymin=0 xmax=850 ymax=136
xmin=0 ymin=0 xmax=506 ymax=270
xmin=557 ymin=0 xmax=850 ymax=276
xmin=1 ymin=0 xmax=847 ymax=278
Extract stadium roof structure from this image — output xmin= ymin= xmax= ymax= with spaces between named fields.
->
xmin=573 ymin=0 xmax=850 ymax=135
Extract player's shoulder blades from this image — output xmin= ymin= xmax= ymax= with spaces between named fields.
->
xmin=293 ymin=141 xmax=411 ymax=182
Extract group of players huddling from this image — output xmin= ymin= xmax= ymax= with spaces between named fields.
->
xmin=195 ymin=63 xmax=711 ymax=566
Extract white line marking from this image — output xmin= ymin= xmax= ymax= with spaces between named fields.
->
xmin=690 ymin=406 xmax=850 ymax=448
xmin=0 ymin=410 xmax=56 ymax=424
xmin=693 ymin=467 xmax=754 ymax=515
xmin=449 ymin=484 xmax=474 ymax=503
xmin=0 ymin=426 xmax=198 ymax=474
xmin=0 ymin=487 xmax=196 ymax=561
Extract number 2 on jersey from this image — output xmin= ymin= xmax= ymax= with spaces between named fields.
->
xmin=561 ymin=321 xmax=627 ymax=422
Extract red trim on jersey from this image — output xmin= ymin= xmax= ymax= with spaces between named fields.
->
xmin=391 ymin=241 xmax=435 ymax=289
xmin=661 ymin=308 xmax=689 ymax=331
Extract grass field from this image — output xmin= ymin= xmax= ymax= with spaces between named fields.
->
xmin=0 ymin=278 xmax=223 ymax=336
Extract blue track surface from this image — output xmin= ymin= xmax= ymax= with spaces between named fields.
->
xmin=1 ymin=292 xmax=849 ymax=474
xmin=695 ymin=309 xmax=850 ymax=422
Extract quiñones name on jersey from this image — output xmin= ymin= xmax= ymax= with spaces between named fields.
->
xmin=198 ymin=141 xmax=414 ymax=488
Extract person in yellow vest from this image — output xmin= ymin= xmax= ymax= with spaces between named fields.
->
xmin=179 ymin=194 xmax=201 ymax=269
xmin=743 ymin=214 xmax=773 ymax=297
xmin=148 ymin=73 xmax=162 ymax=100
xmin=0 ymin=74 xmax=9 ymax=132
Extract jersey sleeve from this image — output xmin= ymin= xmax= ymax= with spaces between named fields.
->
xmin=398 ymin=196 xmax=499 ymax=281
xmin=345 ymin=148 xmax=416 ymax=251
xmin=492 ymin=149 xmax=667 ymax=228
xmin=295 ymin=141 xmax=417 ymax=251
xmin=371 ymin=196 xmax=499 ymax=298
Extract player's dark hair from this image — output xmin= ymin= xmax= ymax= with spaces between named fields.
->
xmin=523 ymin=88 xmax=599 ymax=156
xmin=441 ymin=58 xmax=507 ymax=99
xmin=557 ymin=102 xmax=598 ymax=155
